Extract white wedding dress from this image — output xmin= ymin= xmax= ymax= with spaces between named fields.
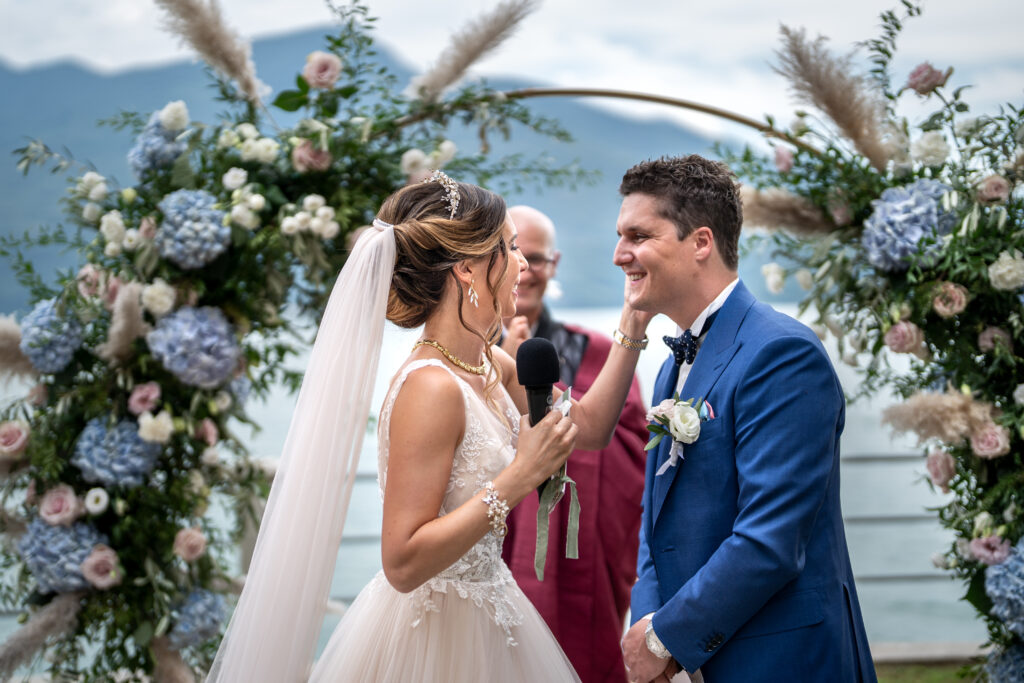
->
xmin=310 ymin=359 xmax=580 ymax=682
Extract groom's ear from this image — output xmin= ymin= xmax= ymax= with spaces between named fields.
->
xmin=691 ymin=226 xmax=715 ymax=262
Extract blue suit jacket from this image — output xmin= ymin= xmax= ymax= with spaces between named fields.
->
xmin=632 ymin=281 xmax=876 ymax=682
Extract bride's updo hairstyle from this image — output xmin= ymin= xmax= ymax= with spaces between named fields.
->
xmin=377 ymin=178 xmax=512 ymax=413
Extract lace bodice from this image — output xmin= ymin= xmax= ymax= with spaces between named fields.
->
xmin=376 ymin=359 xmax=525 ymax=644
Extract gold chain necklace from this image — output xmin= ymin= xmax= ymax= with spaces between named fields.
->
xmin=414 ymin=339 xmax=487 ymax=375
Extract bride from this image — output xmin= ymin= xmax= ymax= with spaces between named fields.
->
xmin=208 ymin=173 xmax=652 ymax=681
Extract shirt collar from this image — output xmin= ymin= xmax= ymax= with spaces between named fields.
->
xmin=679 ymin=278 xmax=739 ymax=337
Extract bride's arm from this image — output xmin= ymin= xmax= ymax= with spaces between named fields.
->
xmin=499 ymin=307 xmax=652 ymax=451
xmin=381 ymin=366 xmax=577 ymax=593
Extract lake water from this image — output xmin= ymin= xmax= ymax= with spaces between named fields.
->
xmin=0 ymin=305 xmax=986 ymax=663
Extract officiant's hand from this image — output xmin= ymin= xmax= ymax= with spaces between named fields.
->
xmin=500 ymin=315 xmax=531 ymax=357
xmin=621 ymin=618 xmax=669 ymax=683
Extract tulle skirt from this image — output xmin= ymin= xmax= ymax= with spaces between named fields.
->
xmin=310 ymin=571 xmax=580 ymax=682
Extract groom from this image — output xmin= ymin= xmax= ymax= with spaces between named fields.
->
xmin=616 ymin=155 xmax=875 ymax=682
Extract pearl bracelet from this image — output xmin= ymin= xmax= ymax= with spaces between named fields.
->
xmin=481 ymin=481 xmax=510 ymax=537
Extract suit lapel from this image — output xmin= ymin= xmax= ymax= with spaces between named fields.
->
xmin=649 ymin=356 xmax=679 ymax=524
xmin=651 ymin=281 xmax=757 ymax=526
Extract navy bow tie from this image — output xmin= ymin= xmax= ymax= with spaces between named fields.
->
xmin=664 ymin=312 xmax=718 ymax=366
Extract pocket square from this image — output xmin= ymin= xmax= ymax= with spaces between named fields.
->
xmin=698 ymin=399 xmax=715 ymax=421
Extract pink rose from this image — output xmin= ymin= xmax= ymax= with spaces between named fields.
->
xmin=39 ymin=484 xmax=84 ymax=526
xmin=173 ymin=527 xmax=207 ymax=562
xmin=926 ymin=449 xmax=956 ymax=493
xmin=970 ymin=421 xmax=1011 ymax=459
xmin=774 ymin=146 xmax=794 ymax=173
xmin=906 ymin=62 xmax=951 ymax=95
xmin=102 ymin=276 xmax=123 ymax=310
xmin=196 ymin=418 xmax=219 ymax=447
xmin=291 ymin=140 xmax=333 ymax=173
xmin=884 ymin=320 xmax=925 ymax=354
xmin=977 ymin=174 xmax=1011 ymax=204
xmin=969 ymin=535 xmax=1012 ymax=565
xmin=978 ymin=326 xmax=1013 ymax=353
xmin=76 ymin=264 xmax=103 ymax=298
xmin=81 ymin=544 xmax=123 ymax=589
xmin=0 ymin=420 xmax=30 ymax=460
xmin=302 ymin=51 xmax=343 ymax=89
xmin=932 ymin=281 xmax=968 ymax=318
xmin=128 ymin=382 xmax=161 ymax=415
xmin=139 ymin=216 xmax=158 ymax=240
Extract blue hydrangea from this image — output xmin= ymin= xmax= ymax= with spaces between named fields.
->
xmin=72 ymin=418 xmax=162 ymax=488
xmin=156 ymin=189 xmax=230 ymax=270
xmin=17 ymin=518 xmax=107 ymax=594
xmin=147 ymin=307 xmax=240 ymax=389
xmin=861 ymin=178 xmax=955 ymax=272
xmin=987 ymin=538 xmax=1024 ymax=639
xmin=986 ymin=643 xmax=1024 ymax=682
xmin=128 ymin=112 xmax=188 ymax=178
xmin=18 ymin=299 xmax=83 ymax=374
xmin=168 ymin=589 xmax=226 ymax=650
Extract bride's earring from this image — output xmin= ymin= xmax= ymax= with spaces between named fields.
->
xmin=468 ymin=279 xmax=479 ymax=308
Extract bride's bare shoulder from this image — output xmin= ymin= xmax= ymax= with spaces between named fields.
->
xmin=388 ymin=363 xmax=464 ymax=455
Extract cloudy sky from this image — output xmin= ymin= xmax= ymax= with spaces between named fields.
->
xmin=2 ymin=0 xmax=1023 ymax=142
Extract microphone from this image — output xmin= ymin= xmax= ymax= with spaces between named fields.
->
xmin=516 ymin=338 xmax=562 ymax=497
xmin=516 ymin=337 xmax=560 ymax=427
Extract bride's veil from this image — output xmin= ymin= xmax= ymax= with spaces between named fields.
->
xmin=207 ymin=220 xmax=396 ymax=682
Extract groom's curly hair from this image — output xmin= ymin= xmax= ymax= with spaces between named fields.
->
xmin=619 ymin=155 xmax=743 ymax=270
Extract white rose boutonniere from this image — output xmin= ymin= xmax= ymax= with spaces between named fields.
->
xmin=646 ymin=394 xmax=712 ymax=476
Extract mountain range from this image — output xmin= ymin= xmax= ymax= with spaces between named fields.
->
xmin=0 ymin=24 xmax=795 ymax=316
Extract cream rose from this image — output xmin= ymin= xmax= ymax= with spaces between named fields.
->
xmin=222 ymin=167 xmax=248 ymax=191
xmin=173 ymin=527 xmax=207 ymax=562
xmin=100 ymin=210 xmax=126 ymax=244
xmin=668 ymin=404 xmax=701 ymax=444
xmin=987 ymin=250 xmax=1024 ymax=290
xmin=970 ymin=421 xmax=1011 ymax=459
xmin=142 ymin=278 xmax=176 ymax=317
xmin=760 ymin=262 xmax=785 ymax=294
xmin=81 ymin=544 xmax=123 ymax=589
xmin=932 ymin=281 xmax=968 ymax=318
xmin=138 ymin=410 xmax=174 ymax=444
xmin=39 ymin=484 xmax=84 ymax=526
xmin=158 ymin=100 xmax=189 ymax=132
xmin=82 ymin=201 xmax=102 ymax=223
xmin=911 ymin=131 xmax=950 ymax=166
xmin=302 ymin=51 xmax=343 ymax=89
xmin=977 ymin=174 xmax=1011 ymax=204
xmin=0 ymin=420 xmax=30 ymax=461
xmin=646 ymin=399 xmax=677 ymax=423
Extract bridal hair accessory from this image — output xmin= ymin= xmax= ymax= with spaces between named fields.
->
xmin=468 ymin=278 xmax=480 ymax=308
xmin=422 ymin=169 xmax=461 ymax=218
xmin=413 ymin=338 xmax=487 ymax=375
xmin=481 ymin=481 xmax=509 ymax=537
xmin=372 ymin=217 xmax=393 ymax=230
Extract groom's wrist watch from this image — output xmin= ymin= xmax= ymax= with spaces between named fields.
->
xmin=644 ymin=619 xmax=672 ymax=660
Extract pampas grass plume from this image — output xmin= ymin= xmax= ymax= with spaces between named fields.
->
xmin=882 ymin=390 xmax=993 ymax=445
xmin=0 ymin=592 xmax=84 ymax=678
xmin=411 ymin=0 xmax=538 ymax=102
xmin=0 ymin=315 xmax=37 ymax=383
xmin=740 ymin=185 xmax=831 ymax=235
xmin=97 ymin=282 xmax=150 ymax=366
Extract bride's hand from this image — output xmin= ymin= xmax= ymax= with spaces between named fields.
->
xmin=510 ymin=410 xmax=577 ymax=492
xmin=620 ymin=276 xmax=656 ymax=341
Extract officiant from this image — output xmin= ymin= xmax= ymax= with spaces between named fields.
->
xmin=500 ymin=205 xmax=648 ymax=683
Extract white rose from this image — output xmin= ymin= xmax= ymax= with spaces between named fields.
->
xmin=302 ymin=194 xmax=326 ymax=212
xmin=315 ymin=206 xmax=335 ymax=220
xmin=987 ymin=250 xmax=1024 ymax=290
xmin=760 ymin=262 xmax=785 ymax=294
xmin=138 ymin=410 xmax=174 ymax=443
xmin=254 ymin=138 xmax=280 ymax=164
xmin=930 ymin=552 xmax=949 ymax=570
xmin=104 ymin=242 xmax=122 ymax=258
xmin=280 ymin=216 xmax=300 ymax=235
xmin=142 ymin=278 xmax=176 ymax=317
xmin=78 ymin=171 xmax=104 ymax=191
xmin=668 ymin=404 xmax=701 ymax=444
xmin=231 ymin=204 xmax=259 ymax=230
xmin=400 ymin=148 xmax=428 ymax=175
xmin=973 ymin=511 xmax=995 ymax=536
xmin=158 ymin=100 xmax=189 ymax=132
xmin=88 ymin=182 xmax=109 ymax=202
xmin=236 ymin=122 xmax=260 ymax=140
xmin=294 ymin=211 xmax=313 ymax=231
xmin=1014 ymin=383 xmax=1024 ymax=405
xmin=310 ymin=217 xmax=327 ymax=236
xmin=795 ymin=268 xmax=813 ymax=291
xmin=200 ymin=446 xmax=221 ymax=467
xmin=218 ymin=129 xmax=240 ymax=148
xmin=82 ymin=202 xmax=103 ymax=223
xmin=320 ymin=221 xmax=340 ymax=240
xmin=222 ymin=167 xmax=248 ymax=190
xmin=436 ymin=139 xmax=457 ymax=165
xmin=84 ymin=487 xmax=109 ymax=515
xmin=100 ymin=210 xmax=126 ymax=244
xmin=911 ymin=131 xmax=950 ymax=167
xmin=121 ymin=229 xmax=141 ymax=252
xmin=239 ymin=139 xmax=260 ymax=162
xmin=247 ymin=194 xmax=266 ymax=211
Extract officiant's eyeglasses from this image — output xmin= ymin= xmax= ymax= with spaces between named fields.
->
xmin=524 ymin=254 xmax=555 ymax=271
